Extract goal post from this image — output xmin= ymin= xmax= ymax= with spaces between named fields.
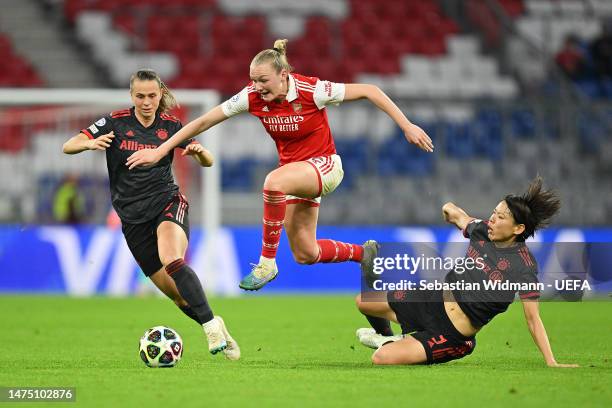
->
xmin=0 ymin=88 xmax=222 ymax=276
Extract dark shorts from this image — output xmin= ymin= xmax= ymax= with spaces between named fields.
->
xmin=121 ymin=192 xmax=190 ymax=277
xmin=388 ymin=289 xmax=476 ymax=365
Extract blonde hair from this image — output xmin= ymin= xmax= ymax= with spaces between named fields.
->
xmin=129 ymin=69 xmax=178 ymax=113
xmin=250 ymin=39 xmax=293 ymax=73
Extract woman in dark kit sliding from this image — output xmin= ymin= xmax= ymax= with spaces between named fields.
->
xmin=62 ymin=69 xmax=239 ymax=360
xmin=356 ymin=177 xmax=578 ymax=367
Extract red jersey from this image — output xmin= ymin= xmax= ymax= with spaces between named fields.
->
xmin=221 ymin=73 xmax=346 ymax=165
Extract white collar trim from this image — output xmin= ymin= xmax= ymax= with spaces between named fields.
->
xmin=286 ymin=74 xmax=298 ymax=102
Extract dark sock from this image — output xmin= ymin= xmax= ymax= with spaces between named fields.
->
xmin=365 ymin=314 xmax=394 ymax=336
xmin=166 ymin=259 xmax=214 ymax=324
xmin=179 ymin=305 xmax=202 ymax=325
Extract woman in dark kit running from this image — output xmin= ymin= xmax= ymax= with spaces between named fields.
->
xmin=62 ymin=69 xmax=239 ymax=360
xmin=356 ymin=177 xmax=578 ymax=367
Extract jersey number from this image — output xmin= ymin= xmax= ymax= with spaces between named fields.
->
xmin=427 ymin=335 xmax=448 ymax=348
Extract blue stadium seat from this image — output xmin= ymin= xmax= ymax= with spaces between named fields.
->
xmin=377 ymin=130 xmax=434 ymax=176
xmin=471 ymin=120 xmax=504 ymax=160
xmin=578 ymin=112 xmax=606 ymax=155
xmin=575 ymin=79 xmax=601 ymax=99
xmin=510 ymin=108 xmax=536 ymax=138
xmin=476 ymin=108 xmax=503 ymax=127
xmin=334 ymin=138 xmax=371 ymax=188
xmin=444 ymin=122 xmax=475 ymax=158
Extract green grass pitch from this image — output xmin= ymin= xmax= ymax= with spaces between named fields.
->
xmin=1 ymin=295 xmax=610 ymax=407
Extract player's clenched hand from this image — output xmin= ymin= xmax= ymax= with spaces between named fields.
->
xmin=181 ymin=142 xmax=206 ymax=156
xmin=88 ymin=131 xmax=114 ymax=151
xmin=126 ymin=148 xmax=163 ymax=170
xmin=442 ymin=202 xmax=453 ymax=223
xmin=404 ymin=123 xmax=434 ymax=153
xmin=182 ymin=142 xmax=214 ymax=167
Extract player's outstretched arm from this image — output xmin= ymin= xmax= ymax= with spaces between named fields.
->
xmin=343 ymin=84 xmax=433 ymax=153
xmin=63 ymin=131 xmax=114 ymax=154
xmin=522 ymin=300 xmax=579 ymax=368
xmin=182 ymin=142 xmax=214 ymax=167
xmin=126 ymin=105 xmax=228 ymax=170
xmin=442 ymin=202 xmax=472 ymax=231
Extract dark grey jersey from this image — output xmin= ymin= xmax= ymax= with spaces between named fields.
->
xmin=81 ymin=108 xmax=193 ymax=224
xmin=446 ymin=219 xmax=540 ymax=327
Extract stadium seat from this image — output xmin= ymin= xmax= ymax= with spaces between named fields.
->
xmin=65 ymin=0 xmax=502 ymax=95
xmin=511 ymin=109 xmax=537 ymax=139
xmin=506 ymin=0 xmax=609 ymax=100
xmin=0 ymin=34 xmax=44 ymax=87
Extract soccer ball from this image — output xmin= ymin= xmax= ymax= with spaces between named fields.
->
xmin=139 ymin=326 xmax=183 ymax=368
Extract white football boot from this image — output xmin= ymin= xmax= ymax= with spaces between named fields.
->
xmin=356 ymin=328 xmax=403 ymax=349
xmin=203 ymin=318 xmax=227 ymax=355
xmin=216 ymin=316 xmax=241 ymax=361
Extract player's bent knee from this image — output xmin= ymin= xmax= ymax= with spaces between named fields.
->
xmin=355 ymin=295 xmax=378 ymax=315
xmin=372 ymin=339 xmax=427 ymax=365
xmin=371 ymin=350 xmax=388 ymax=365
xmin=371 ymin=348 xmax=406 ymax=366
xmin=292 ymin=250 xmax=318 ymax=264
xmin=161 ymin=256 xmax=183 ymax=270
xmin=355 ymin=294 xmax=364 ymax=310
xmin=263 ymin=173 xmax=284 ymax=192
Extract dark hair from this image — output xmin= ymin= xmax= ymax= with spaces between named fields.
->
xmin=129 ymin=69 xmax=178 ymax=113
xmin=251 ymin=39 xmax=293 ymax=73
xmin=504 ymin=176 xmax=561 ymax=241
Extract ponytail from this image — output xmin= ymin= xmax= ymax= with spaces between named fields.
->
xmin=505 ymin=176 xmax=561 ymax=241
xmin=250 ymin=39 xmax=293 ymax=73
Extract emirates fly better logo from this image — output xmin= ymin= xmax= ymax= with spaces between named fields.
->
xmin=261 ymin=115 xmax=304 ymax=133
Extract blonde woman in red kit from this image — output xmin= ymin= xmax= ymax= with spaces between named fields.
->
xmin=126 ymin=40 xmax=434 ymax=291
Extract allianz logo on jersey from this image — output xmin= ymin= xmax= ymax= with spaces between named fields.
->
xmin=261 ymin=115 xmax=305 ymax=125
xmin=119 ymin=140 xmax=157 ymax=151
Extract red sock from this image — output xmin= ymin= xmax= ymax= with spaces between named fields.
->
xmin=315 ymin=239 xmax=364 ymax=263
xmin=261 ymin=189 xmax=286 ymax=259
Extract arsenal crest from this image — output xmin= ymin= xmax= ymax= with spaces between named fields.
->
xmin=156 ymin=128 xmax=168 ymax=140
xmin=292 ymin=103 xmax=302 ymax=113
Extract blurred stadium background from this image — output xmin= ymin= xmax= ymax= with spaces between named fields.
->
xmin=0 ymin=0 xmax=611 ymax=295
xmin=1 ymin=4 xmax=611 ymax=405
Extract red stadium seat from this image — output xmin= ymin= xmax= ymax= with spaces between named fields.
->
xmin=0 ymin=36 xmax=44 ymax=87
xmin=418 ymin=36 xmax=447 ymax=56
xmin=113 ymin=14 xmax=136 ymax=35
xmin=0 ymin=35 xmax=12 ymax=56
xmin=64 ymin=0 xmax=472 ymax=95
xmin=498 ymin=0 xmax=525 ymax=17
